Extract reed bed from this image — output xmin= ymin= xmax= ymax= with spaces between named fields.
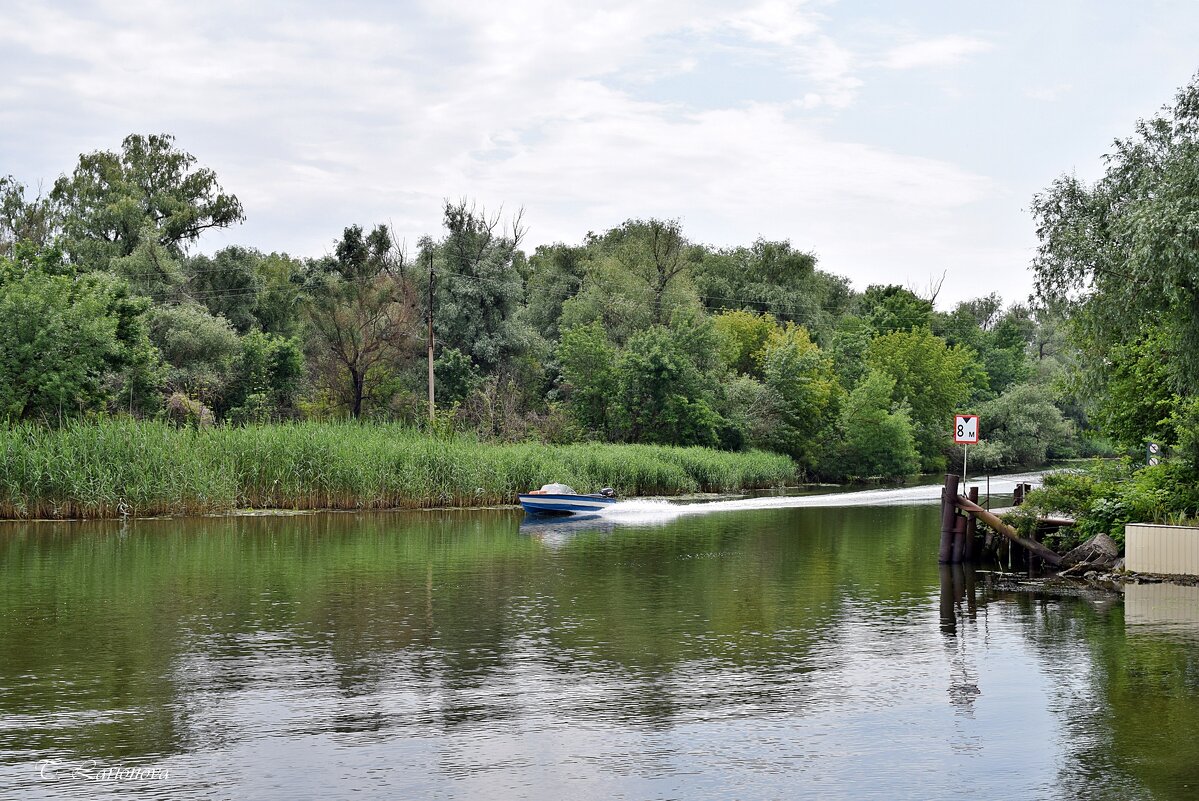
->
xmin=0 ymin=420 xmax=797 ymax=519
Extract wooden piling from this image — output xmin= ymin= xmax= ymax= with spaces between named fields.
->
xmin=939 ymin=473 xmax=960 ymax=563
xmin=951 ymin=512 xmax=968 ymax=563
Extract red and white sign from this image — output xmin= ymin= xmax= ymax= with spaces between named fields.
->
xmin=954 ymin=414 xmax=979 ymax=444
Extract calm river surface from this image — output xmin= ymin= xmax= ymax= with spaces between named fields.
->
xmin=2 ymin=492 xmax=1198 ymax=800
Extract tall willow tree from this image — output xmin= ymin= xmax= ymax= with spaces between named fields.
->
xmin=433 ymin=200 xmax=529 ymax=373
xmin=1032 ymin=74 xmax=1199 ymax=459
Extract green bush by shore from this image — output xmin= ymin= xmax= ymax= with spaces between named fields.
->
xmin=0 ymin=420 xmax=797 ymax=519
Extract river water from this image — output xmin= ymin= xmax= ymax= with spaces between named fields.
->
xmin=2 ymin=479 xmax=1198 ymax=800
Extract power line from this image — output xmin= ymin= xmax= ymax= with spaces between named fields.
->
xmin=98 ymin=261 xmax=835 ymax=322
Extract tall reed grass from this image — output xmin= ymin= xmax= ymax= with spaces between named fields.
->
xmin=0 ymin=420 xmax=797 ymax=519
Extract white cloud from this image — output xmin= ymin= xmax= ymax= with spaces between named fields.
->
xmin=723 ymin=0 xmax=821 ymax=45
xmin=1026 ymin=83 xmax=1073 ymax=102
xmin=0 ymin=0 xmax=1016 ymax=302
xmin=880 ymin=35 xmax=993 ymax=70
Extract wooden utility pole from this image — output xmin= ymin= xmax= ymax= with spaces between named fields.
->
xmin=427 ymin=249 xmax=435 ymax=421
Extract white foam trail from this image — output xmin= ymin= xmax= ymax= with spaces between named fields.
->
xmin=597 ymin=471 xmax=1047 ymax=525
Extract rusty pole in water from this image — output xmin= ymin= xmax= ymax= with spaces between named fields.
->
xmin=939 ymin=473 xmax=960 ymax=563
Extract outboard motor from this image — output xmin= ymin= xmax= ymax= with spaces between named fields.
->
xmin=599 ymin=487 xmax=616 ymax=498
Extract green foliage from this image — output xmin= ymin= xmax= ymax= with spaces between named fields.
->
xmin=0 ymin=239 xmax=73 ymax=280
xmin=434 ymin=200 xmax=530 ymax=372
xmin=433 ymin=347 xmax=482 ymax=407
xmin=164 ymin=392 xmax=215 ymax=428
xmin=251 ymin=252 xmax=306 ymax=337
xmin=694 ymin=239 xmax=850 ymax=335
xmin=51 ymin=133 xmax=243 ymax=270
xmin=1023 ymin=461 xmax=1199 ymax=548
xmin=0 ymin=420 xmax=796 ymax=518
xmin=555 ymin=219 xmax=704 ymax=345
xmin=975 ymin=382 xmax=1075 ymax=468
xmin=859 ymin=285 xmax=933 ymax=335
xmin=184 ymin=246 xmax=264 ymax=333
xmin=1032 ymin=75 xmax=1199 ymax=466
xmin=0 ymin=175 xmax=58 ymax=256
xmin=4 ymin=134 xmax=1091 ymax=483
xmin=1093 ymin=325 xmax=1180 ymax=449
xmin=825 ymin=314 xmax=874 ymax=388
xmin=825 ymin=370 xmax=920 ymax=481
xmin=224 ymin=331 xmax=305 ymax=421
xmin=866 ymin=328 xmax=985 ymax=470
xmin=600 ymin=219 xmax=701 ymax=326
xmin=557 ymin=261 xmax=655 ymax=345
xmin=108 ymin=229 xmax=188 ymax=299
xmin=523 ymin=243 xmax=588 ymax=341
xmin=1169 ymin=397 xmax=1199 ymax=471
xmin=933 ymin=296 xmax=1033 ymax=397
xmin=758 ymin=324 xmax=841 ymax=471
xmin=612 ymin=326 xmax=720 ymax=448
xmin=0 ymin=265 xmax=159 ymax=420
xmin=715 ymin=375 xmax=774 ymax=452
xmin=557 ymin=322 xmax=617 ymax=435
xmin=712 ymin=309 xmax=776 ymax=377
xmin=306 ymin=224 xmax=415 ymax=417
xmin=149 ymin=303 xmax=240 ymax=402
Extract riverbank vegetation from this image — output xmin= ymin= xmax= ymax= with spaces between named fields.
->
xmin=0 ymin=420 xmax=795 ymax=518
xmin=1014 ymin=74 xmax=1199 ymax=545
xmin=10 ymin=78 xmax=1199 ymax=512
xmin=2 ymin=133 xmax=1103 ymax=495
xmin=1015 ymin=461 xmax=1199 ymax=551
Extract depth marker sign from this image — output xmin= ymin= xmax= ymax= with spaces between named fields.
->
xmin=954 ymin=414 xmax=979 ymax=444
xmin=954 ymin=414 xmax=979 ymax=490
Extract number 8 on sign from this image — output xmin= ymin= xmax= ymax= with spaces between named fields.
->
xmin=954 ymin=414 xmax=979 ymax=444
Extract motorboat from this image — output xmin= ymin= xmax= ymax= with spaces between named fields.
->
xmin=518 ymin=483 xmax=617 ymax=515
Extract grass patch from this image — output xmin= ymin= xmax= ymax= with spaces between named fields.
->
xmin=0 ymin=420 xmax=798 ymax=519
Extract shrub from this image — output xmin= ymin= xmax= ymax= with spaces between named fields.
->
xmin=1021 ymin=460 xmax=1199 ymax=549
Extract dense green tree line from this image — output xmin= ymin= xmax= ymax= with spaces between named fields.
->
xmin=3 ymin=132 xmax=1100 ymax=480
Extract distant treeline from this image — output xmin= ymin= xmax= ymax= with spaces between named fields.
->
xmin=2 ymin=115 xmax=1155 ymax=482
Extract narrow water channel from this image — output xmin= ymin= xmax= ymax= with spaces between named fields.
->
xmin=1 ymin=494 xmax=1196 ymax=799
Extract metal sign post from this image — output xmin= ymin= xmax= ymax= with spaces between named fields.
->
xmin=954 ymin=414 xmax=979 ymax=491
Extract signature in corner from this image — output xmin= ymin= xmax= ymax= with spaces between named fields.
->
xmin=39 ymin=758 xmax=169 ymax=782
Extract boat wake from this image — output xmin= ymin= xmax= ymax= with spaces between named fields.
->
xmin=594 ymin=472 xmax=1048 ymax=526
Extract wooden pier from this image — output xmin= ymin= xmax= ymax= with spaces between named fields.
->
xmin=938 ymin=474 xmax=1066 ymax=566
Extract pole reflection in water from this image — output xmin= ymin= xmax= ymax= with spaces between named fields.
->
xmin=938 ymin=564 xmax=981 ymax=715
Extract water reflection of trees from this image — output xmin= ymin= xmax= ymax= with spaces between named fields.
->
xmin=0 ymin=505 xmax=941 ymax=763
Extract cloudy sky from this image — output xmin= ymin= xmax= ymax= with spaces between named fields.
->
xmin=2 ymin=1 xmax=1197 ymax=306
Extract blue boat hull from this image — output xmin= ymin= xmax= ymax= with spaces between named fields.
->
xmin=518 ymin=493 xmax=618 ymax=515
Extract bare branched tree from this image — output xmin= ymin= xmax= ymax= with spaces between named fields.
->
xmin=307 ymin=224 xmax=419 ymax=417
xmin=906 ymin=271 xmax=946 ymax=307
xmin=649 ymin=219 xmax=686 ymax=325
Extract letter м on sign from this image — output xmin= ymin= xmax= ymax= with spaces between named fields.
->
xmin=954 ymin=414 xmax=979 ymax=444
